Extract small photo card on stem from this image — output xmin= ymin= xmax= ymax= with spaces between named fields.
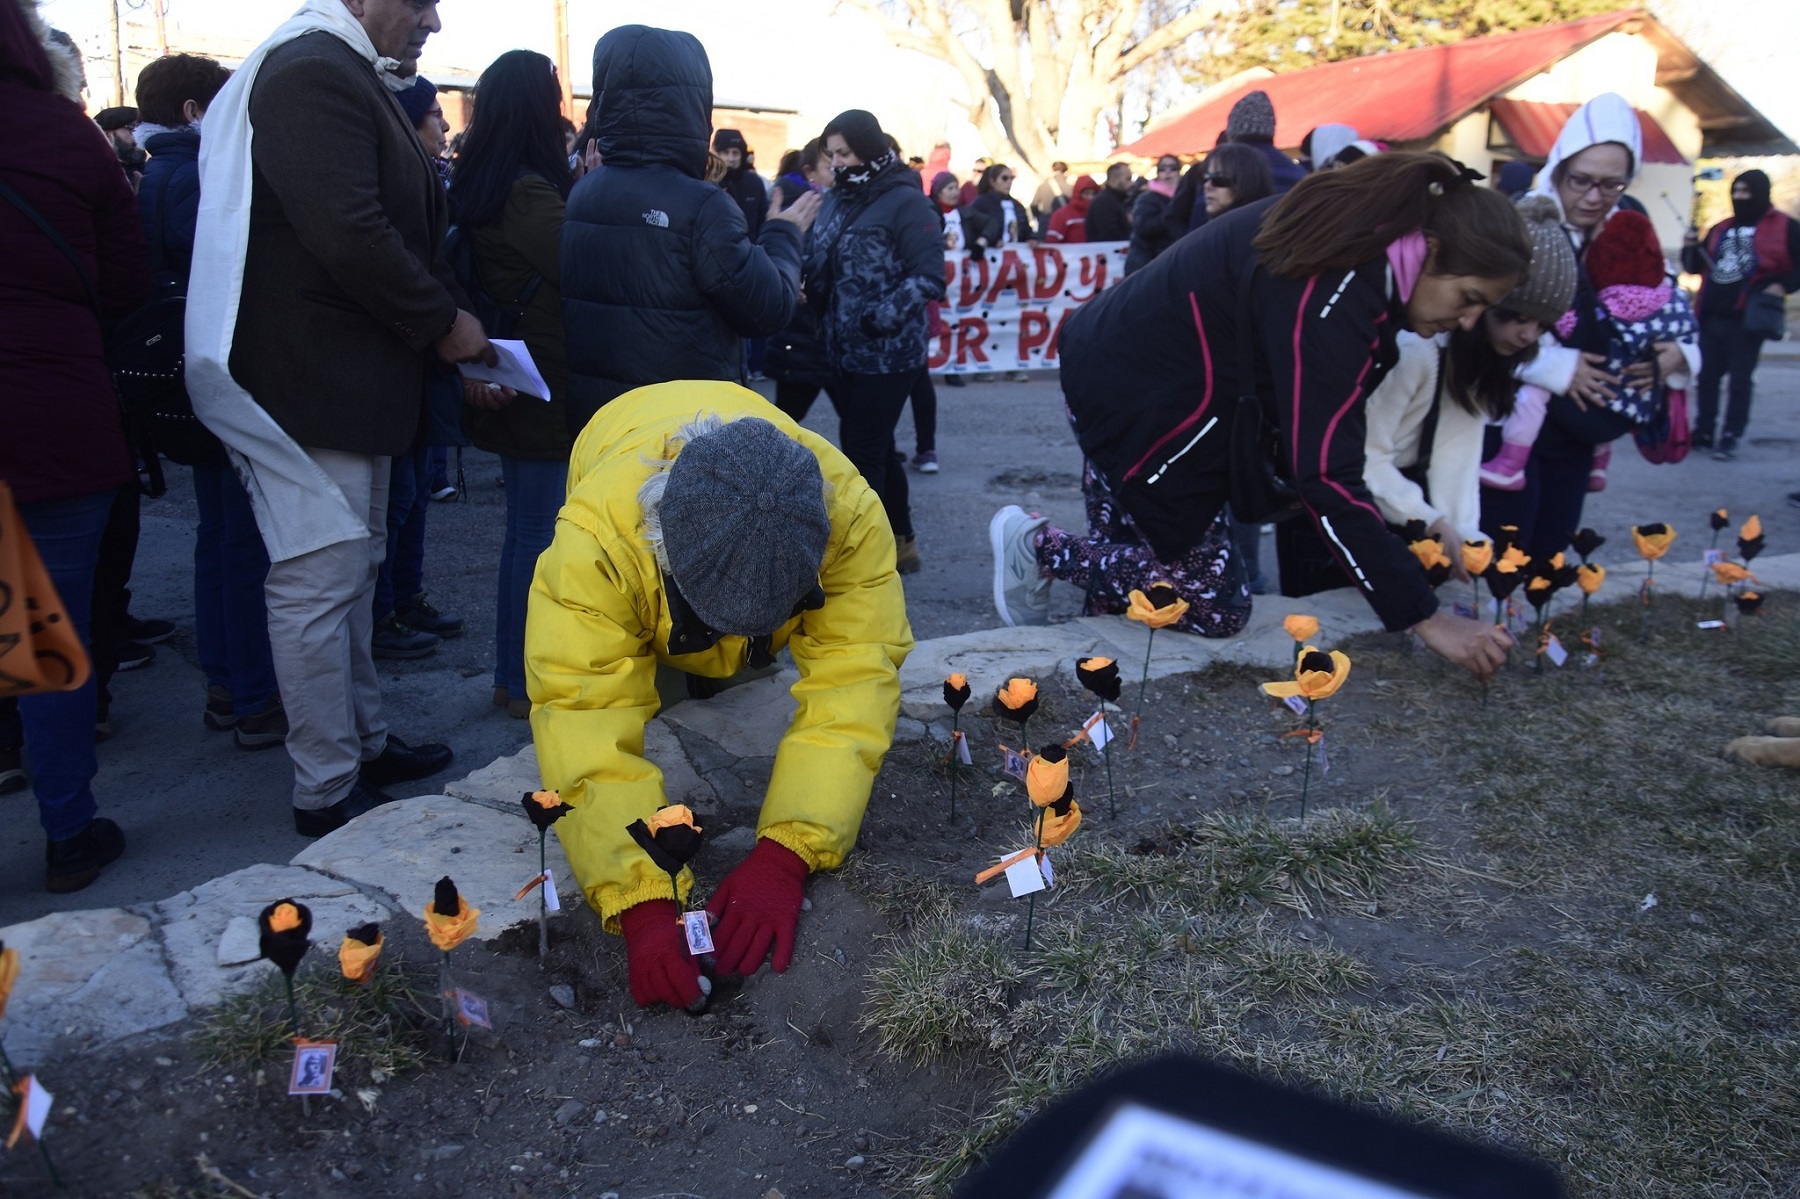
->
xmin=1000 ymin=746 xmax=1029 ymax=781
xmin=288 ymin=1042 xmax=337 ymax=1096
xmin=683 ymin=910 xmax=715 ymax=956
xmin=452 ymin=988 xmax=492 ymax=1030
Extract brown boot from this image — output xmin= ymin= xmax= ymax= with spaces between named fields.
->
xmin=1724 ymin=736 xmax=1800 ymax=768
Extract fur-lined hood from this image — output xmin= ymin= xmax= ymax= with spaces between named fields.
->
xmin=6 ymin=0 xmax=85 ymax=103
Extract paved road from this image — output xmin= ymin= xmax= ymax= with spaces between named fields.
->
xmin=5 ymin=357 xmax=1798 ymax=926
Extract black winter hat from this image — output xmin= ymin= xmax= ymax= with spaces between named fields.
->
xmin=821 ymin=109 xmax=887 ymax=164
xmin=712 ymin=128 xmax=747 ymax=153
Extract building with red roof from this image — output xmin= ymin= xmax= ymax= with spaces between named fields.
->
xmin=1122 ymin=9 xmax=1792 ymax=252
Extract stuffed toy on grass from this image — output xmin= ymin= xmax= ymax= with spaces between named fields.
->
xmin=1724 ymin=717 xmax=1800 ymax=769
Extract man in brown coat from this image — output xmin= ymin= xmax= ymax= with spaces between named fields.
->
xmin=191 ymin=0 xmax=494 ymax=836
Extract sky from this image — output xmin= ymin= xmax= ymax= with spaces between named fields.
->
xmin=37 ymin=0 xmax=1800 ymax=165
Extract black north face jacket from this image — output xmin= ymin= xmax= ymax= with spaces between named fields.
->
xmin=560 ymin=26 xmax=801 ymax=434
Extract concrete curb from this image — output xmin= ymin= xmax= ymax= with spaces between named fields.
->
xmin=4 ymin=549 xmax=1795 ymax=1064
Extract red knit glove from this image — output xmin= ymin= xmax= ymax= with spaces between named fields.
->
xmin=617 ymin=899 xmax=703 ymax=1009
xmin=705 ymin=838 xmax=809 ymax=976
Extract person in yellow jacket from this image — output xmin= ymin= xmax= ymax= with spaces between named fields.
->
xmin=526 ymin=380 xmax=913 ymax=1008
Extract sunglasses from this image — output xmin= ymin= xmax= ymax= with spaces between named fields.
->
xmin=1204 ymin=174 xmax=1234 ymax=188
xmin=997 ymin=173 xmax=1015 ymax=182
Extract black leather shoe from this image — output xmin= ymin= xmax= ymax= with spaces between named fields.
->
xmin=294 ymin=782 xmax=397 ymax=837
xmin=46 ymin=816 xmax=126 ymax=893
xmin=360 ymin=734 xmax=454 ymax=788
xmin=395 ymin=593 xmax=464 ymax=639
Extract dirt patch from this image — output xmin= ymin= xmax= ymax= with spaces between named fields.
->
xmin=6 ymin=596 xmax=1797 ymax=1198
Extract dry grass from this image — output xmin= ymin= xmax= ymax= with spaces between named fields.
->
xmin=861 ymin=596 xmax=1800 ymax=1197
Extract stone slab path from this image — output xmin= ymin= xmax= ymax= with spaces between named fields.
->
xmin=5 ymin=550 xmax=1795 ymax=1066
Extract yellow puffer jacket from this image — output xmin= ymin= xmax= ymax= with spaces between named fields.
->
xmin=526 ymin=381 xmax=914 ymax=931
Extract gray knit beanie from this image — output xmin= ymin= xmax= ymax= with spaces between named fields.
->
xmin=1226 ymin=90 xmax=1277 ymax=142
xmin=1501 ymin=195 xmax=1579 ymax=326
xmin=659 ymin=418 xmax=831 ymax=636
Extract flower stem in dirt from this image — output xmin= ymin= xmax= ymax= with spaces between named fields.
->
xmin=1639 ymin=561 xmax=1655 ymax=644
xmin=1103 ymin=738 xmax=1116 ymax=819
xmin=1133 ymin=627 xmax=1156 ymax=732
xmin=440 ymin=953 xmax=456 ymax=1062
xmin=1298 ymin=702 xmax=1317 ymax=823
xmin=948 ymin=713 xmax=961 ymax=822
xmin=537 ymin=832 xmax=549 ymax=966
xmin=1022 ymin=809 xmax=1045 ymax=951
xmin=282 ymin=973 xmax=301 ymax=1037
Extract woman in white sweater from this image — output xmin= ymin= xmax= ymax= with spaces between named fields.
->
xmin=1363 ymin=197 xmax=1579 ymax=560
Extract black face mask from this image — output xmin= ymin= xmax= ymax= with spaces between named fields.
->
xmin=1732 ymin=173 xmax=1772 ymax=225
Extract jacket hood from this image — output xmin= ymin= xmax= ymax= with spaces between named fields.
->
xmin=1066 ymin=174 xmax=1099 ymax=214
xmin=591 ymin=25 xmax=713 ymax=177
xmin=2 ymin=0 xmax=81 ymax=100
xmin=1530 ymin=92 xmax=1641 ymax=221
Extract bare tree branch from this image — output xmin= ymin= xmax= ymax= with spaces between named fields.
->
xmin=1114 ymin=3 xmax=1229 ymax=78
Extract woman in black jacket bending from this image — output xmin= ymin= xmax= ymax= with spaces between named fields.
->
xmin=989 ymin=153 xmax=1528 ymax=681
xmin=803 ymin=109 xmax=946 ymax=574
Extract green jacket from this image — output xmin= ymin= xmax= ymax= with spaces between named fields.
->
xmin=465 ymin=174 xmax=572 ymax=460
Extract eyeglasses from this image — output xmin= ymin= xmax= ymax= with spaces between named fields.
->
xmin=1563 ymin=172 xmax=1629 ymax=199
xmin=1203 ymin=174 xmax=1234 ymax=188
xmin=997 ymin=173 xmax=1014 ymax=182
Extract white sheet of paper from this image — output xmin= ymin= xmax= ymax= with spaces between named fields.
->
xmin=955 ymin=733 xmax=973 ymax=765
xmin=1038 ymin=853 xmax=1055 ymax=889
xmin=457 ymin=339 xmax=551 ymax=401
xmin=1085 ymin=710 xmax=1113 ymax=751
xmin=1696 ymin=619 xmax=1726 ymax=630
xmin=1004 ymin=855 xmax=1046 ymax=897
xmin=23 ymin=1076 xmax=52 ymax=1138
xmin=1316 ymin=734 xmax=1330 ymax=776
xmin=1545 ymin=635 xmax=1569 ymax=667
xmin=543 ymin=871 xmax=561 ymax=913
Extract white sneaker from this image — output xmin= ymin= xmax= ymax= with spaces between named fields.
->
xmin=989 ymin=506 xmax=1051 ymax=627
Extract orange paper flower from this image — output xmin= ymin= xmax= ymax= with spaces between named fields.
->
xmin=647 ymin=804 xmax=701 ymax=836
xmin=1577 ymin=563 xmax=1606 ymax=595
xmin=1740 ymin=515 xmax=1762 ymax=542
xmin=1461 ymin=539 xmax=1493 ymax=577
xmin=1712 ymin=561 xmax=1756 ymax=585
xmin=1025 ymin=745 xmax=1072 ymax=808
xmin=1261 ymin=647 xmax=1352 ymax=702
xmin=1631 ymin=523 xmax=1677 ymax=560
xmin=424 ymin=877 xmax=480 ymax=952
xmin=943 ymin=673 xmax=972 ymax=711
xmin=338 ymin=924 xmax=383 ymax=983
xmin=1494 ymin=544 xmax=1531 ymax=574
xmin=994 ymin=677 xmax=1040 ymax=723
xmin=1036 ymin=801 xmax=1082 ymax=848
xmin=1283 ymin=615 xmax=1320 ymax=642
xmin=0 ymin=943 xmax=17 ymax=1022
xmin=1126 ymin=583 xmax=1189 ymax=629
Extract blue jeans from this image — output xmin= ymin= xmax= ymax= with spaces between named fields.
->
xmin=375 ymin=443 xmax=428 ymax=620
xmin=495 ymin=456 xmax=566 ymax=696
xmin=16 ymin=489 xmax=113 ymax=840
xmin=192 ymin=464 xmax=278 ymax=716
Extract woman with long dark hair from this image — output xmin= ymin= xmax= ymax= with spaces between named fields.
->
xmin=1361 ymin=196 xmax=1579 ymax=553
xmin=447 ymin=49 xmax=574 ymax=719
xmin=803 ymin=109 xmax=946 ymax=574
xmin=990 ymin=152 xmax=1528 ymax=681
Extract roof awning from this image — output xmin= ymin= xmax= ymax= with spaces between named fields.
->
xmin=1488 ymin=98 xmax=1687 ymax=164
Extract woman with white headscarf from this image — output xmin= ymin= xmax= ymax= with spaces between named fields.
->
xmin=1479 ymin=92 xmax=1699 ymax=560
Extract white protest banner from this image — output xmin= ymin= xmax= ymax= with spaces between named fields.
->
xmin=931 ymin=242 xmax=1130 ymax=375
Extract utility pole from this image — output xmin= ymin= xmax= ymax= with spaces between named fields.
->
xmin=153 ymin=0 xmax=169 ymax=57
xmin=108 ymin=0 xmax=123 ymax=106
xmin=553 ymin=0 xmax=573 ymax=121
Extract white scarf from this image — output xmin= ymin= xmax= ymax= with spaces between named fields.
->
xmin=186 ymin=0 xmax=415 ymax=562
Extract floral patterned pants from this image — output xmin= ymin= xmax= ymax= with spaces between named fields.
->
xmin=1036 ymin=463 xmax=1251 ymax=638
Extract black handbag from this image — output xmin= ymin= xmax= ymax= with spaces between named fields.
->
xmin=1744 ymin=289 xmax=1787 ymax=341
xmin=1226 ymin=262 xmax=1302 ymax=524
